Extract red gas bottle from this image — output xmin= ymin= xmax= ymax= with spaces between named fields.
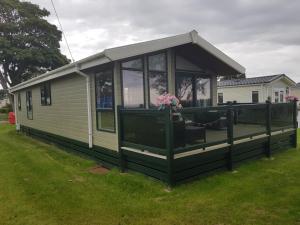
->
xmin=8 ymin=112 xmax=15 ymax=124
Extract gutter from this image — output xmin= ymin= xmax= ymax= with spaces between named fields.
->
xmin=75 ymin=66 xmax=93 ymax=149
xmin=10 ymin=52 xmax=107 ymax=93
xmin=13 ymin=93 xmax=20 ymax=131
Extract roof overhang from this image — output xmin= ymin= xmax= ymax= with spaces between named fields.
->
xmin=10 ymin=30 xmax=245 ymax=93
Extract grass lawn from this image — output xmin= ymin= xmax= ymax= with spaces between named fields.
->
xmin=0 ymin=113 xmax=7 ymax=121
xmin=0 ymin=124 xmax=300 ymax=225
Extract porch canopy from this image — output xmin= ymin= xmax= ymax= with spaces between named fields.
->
xmin=10 ymin=30 xmax=245 ymax=93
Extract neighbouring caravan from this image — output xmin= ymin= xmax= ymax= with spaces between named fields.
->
xmin=217 ymin=74 xmax=296 ymax=104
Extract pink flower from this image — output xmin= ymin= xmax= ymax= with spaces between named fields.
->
xmin=156 ymin=93 xmax=182 ymax=110
xmin=286 ymin=95 xmax=299 ymax=101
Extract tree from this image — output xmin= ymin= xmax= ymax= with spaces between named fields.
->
xmin=0 ymin=0 xmax=69 ymax=89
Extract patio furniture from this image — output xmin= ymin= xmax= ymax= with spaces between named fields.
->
xmin=173 ymin=113 xmax=207 ymax=147
xmin=185 ymin=124 xmax=206 ymax=145
xmin=194 ymin=111 xmax=227 ymax=130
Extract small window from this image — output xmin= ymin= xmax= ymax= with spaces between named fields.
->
xmin=121 ymin=58 xmax=145 ymax=108
xmin=26 ymin=90 xmax=33 ymax=120
xmin=17 ymin=93 xmax=21 ymax=110
xmin=218 ymin=93 xmax=223 ymax=104
xmin=122 ymin=58 xmax=143 ymax=70
xmin=95 ymin=69 xmax=115 ymax=132
xmin=148 ymin=53 xmax=166 ymax=71
xmin=148 ymin=53 xmax=167 ymax=107
xmin=41 ymin=82 xmax=51 ymax=106
xmin=252 ymin=91 xmax=259 ymax=103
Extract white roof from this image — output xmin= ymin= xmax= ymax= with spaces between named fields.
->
xmin=10 ymin=30 xmax=245 ymax=92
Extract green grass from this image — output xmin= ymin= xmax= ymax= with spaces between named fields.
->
xmin=0 ymin=113 xmax=7 ymax=121
xmin=0 ymin=124 xmax=300 ymax=225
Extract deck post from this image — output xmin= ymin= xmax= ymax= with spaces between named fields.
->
xmin=165 ymin=108 xmax=174 ymax=186
xmin=293 ymin=99 xmax=298 ymax=148
xmin=117 ymin=105 xmax=125 ymax=172
xmin=266 ymin=100 xmax=272 ymax=157
xmin=226 ymin=103 xmax=234 ymax=171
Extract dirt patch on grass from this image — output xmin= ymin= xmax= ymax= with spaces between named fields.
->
xmin=88 ymin=165 xmax=110 ymax=175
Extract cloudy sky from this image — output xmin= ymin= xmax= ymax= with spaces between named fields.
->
xmin=30 ymin=0 xmax=300 ymax=82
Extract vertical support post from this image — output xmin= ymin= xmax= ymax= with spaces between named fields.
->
xmin=165 ymin=108 xmax=174 ymax=186
xmin=266 ymin=100 xmax=272 ymax=157
xmin=293 ymin=99 xmax=298 ymax=148
xmin=226 ymin=104 xmax=234 ymax=171
xmin=117 ymin=105 xmax=125 ymax=172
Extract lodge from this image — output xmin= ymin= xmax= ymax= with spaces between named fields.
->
xmin=10 ymin=30 xmax=297 ymax=185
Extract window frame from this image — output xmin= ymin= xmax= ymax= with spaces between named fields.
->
xmin=280 ymin=90 xmax=284 ymax=103
xmin=94 ymin=68 xmax=116 ymax=133
xmin=17 ymin=92 xmax=21 ymax=111
xmin=218 ymin=92 xmax=223 ymax=104
xmin=120 ymin=56 xmax=146 ymax=108
xmin=146 ymin=51 xmax=168 ymax=108
xmin=40 ymin=82 xmax=52 ymax=106
xmin=274 ymin=91 xmax=279 ymax=103
xmin=175 ymin=71 xmax=213 ymax=107
xmin=26 ymin=90 xmax=33 ymax=120
xmin=252 ymin=91 xmax=259 ymax=103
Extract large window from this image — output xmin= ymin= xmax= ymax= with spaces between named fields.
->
xmin=218 ymin=93 xmax=223 ymax=104
xmin=41 ymin=82 xmax=51 ymax=106
xmin=18 ymin=92 xmax=21 ymax=110
xmin=26 ymin=90 xmax=33 ymax=120
xmin=95 ymin=69 xmax=115 ymax=132
xmin=252 ymin=91 xmax=259 ymax=103
xmin=121 ymin=58 xmax=145 ymax=108
xmin=148 ymin=53 xmax=167 ymax=107
xmin=175 ymin=72 xmax=211 ymax=107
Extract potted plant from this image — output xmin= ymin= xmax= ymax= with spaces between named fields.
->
xmin=156 ymin=93 xmax=183 ymax=121
xmin=285 ymin=96 xmax=299 ymax=102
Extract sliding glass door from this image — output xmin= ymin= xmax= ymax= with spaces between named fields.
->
xmin=175 ymin=72 xmax=212 ymax=107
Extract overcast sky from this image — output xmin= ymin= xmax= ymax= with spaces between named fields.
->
xmin=30 ymin=0 xmax=300 ymax=82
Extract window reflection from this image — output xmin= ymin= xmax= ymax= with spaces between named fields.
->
xmin=95 ymin=70 xmax=113 ymax=109
xmin=148 ymin=53 xmax=167 ymax=107
xmin=122 ymin=70 xmax=144 ymax=108
xmin=176 ymin=72 xmax=211 ymax=107
xmin=148 ymin=53 xmax=166 ymax=71
xmin=196 ymin=77 xmax=211 ymax=107
xmin=95 ymin=69 xmax=115 ymax=131
xmin=122 ymin=58 xmax=143 ymax=70
xmin=149 ymin=72 xmax=167 ymax=107
xmin=176 ymin=74 xmax=193 ymax=107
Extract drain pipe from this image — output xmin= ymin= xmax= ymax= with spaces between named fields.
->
xmin=13 ymin=93 xmax=20 ymax=131
xmin=75 ymin=66 xmax=93 ymax=148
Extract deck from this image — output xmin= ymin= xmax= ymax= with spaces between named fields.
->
xmin=117 ymin=101 xmax=298 ymax=185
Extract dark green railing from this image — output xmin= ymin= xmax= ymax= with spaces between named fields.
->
xmin=118 ymin=101 xmax=297 ymax=154
xmin=117 ymin=100 xmax=298 ymax=180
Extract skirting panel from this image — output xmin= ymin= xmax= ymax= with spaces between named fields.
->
xmin=20 ymin=125 xmax=119 ymax=168
xmin=19 ymin=125 xmax=296 ymax=185
xmin=123 ymin=150 xmax=168 ymax=182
